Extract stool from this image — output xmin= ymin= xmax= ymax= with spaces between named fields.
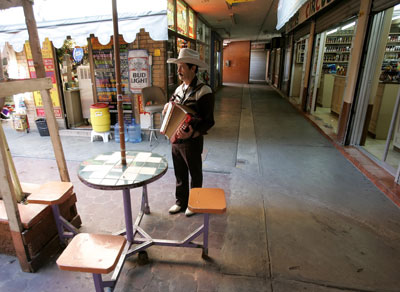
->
xmin=142 ymin=86 xmax=166 ymax=146
xmin=144 ymin=105 xmax=163 ymax=146
xmin=188 ymin=188 xmax=226 ymax=257
xmin=57 ymin=233 xmax=127 ymax=292
xmin=27 ymin=182 xmax=78 ymax=244
xmin=20 ymin=182 xmax=41 ymax=195
xmin=91 ymin=130 xmax=111 ymax=143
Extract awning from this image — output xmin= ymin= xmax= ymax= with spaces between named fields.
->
xmin=0 ymin=0 xmax=168 ymax=51
xmin=276 ymin=0 xmax=307 ymax=30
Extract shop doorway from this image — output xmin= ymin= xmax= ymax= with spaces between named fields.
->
xmin=350 ymin=5 xmax=400 ymax=182
xmin=289 ymin=35 xmax=309 ymax=105
xmin=308 ymin=20 xmax=356 ymax=133
xmin=249 ymin=49 xmax=266 ymax=82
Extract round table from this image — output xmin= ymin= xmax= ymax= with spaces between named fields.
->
xmin=78 ymin=151 xmax=168 ymax=242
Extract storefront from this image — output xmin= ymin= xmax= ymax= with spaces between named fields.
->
xmin=307 ymin=18 xmax=357 ymax=133
xmin=0 ymin=0 xmax=168 ymax=131
xmin=289 ymin=32 xmax=310 ymax=105
xmin=280 ymin=0 xmax=400 ymax=183
xmin=166 ymin=0 xmax=222 ymax=96
xmin=349 ymin=1 xmax=400 ymax=182
xmin=267 ymin=37 xmax=285 ymax=88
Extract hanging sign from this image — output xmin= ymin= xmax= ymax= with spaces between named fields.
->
xmin=128 ymin=50 xmax=150 ymax=93
xmin=25 ymin=38 xmax=62 ymax=118
xmin=73 ymin=48 xmax=84 ymax=63
xmin=299 ymin=0 xmax=336 ymax=25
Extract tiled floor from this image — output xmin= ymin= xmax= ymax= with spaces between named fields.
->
xmin=312 ymin=106 xmax=338 ymax=133
xmin=1 ymin=83 xmax=400 ymax=292
xmin=363 ymin=137 xmax=400 ymax=170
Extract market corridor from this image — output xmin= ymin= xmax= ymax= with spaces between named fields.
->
xmin=1 ymin=83 xmax=400 ymax=292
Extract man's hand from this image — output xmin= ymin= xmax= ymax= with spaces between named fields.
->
xmin=176 ymin=124 xmax=194 ymax=140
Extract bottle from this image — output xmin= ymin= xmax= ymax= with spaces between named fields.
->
xmin=128 ymin=119 xmax=142 ymax=143
xmin=114 ymin=122 xmax=128 ymax=143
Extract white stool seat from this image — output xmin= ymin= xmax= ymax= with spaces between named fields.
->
xmin=91 ymin=131 xmax=111 ymax=143
xmin=144 ymin=104 xmax=164 ymax=114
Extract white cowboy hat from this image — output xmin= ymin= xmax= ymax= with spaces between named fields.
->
xmin=167 ymin=48 xmax=208 ymax=70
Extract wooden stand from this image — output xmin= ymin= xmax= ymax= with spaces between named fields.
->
xmin=0 ymin=0 xmax=80 ymax=272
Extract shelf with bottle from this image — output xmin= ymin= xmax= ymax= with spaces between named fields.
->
xmin=324 ymin=45 xmax=351 ymax=53
xmin=384 ymin=53 xmax=400 ymax=60
xmin=295 ymin=39 xmax=306 ymax=64
xmin=323 ymin=53 xmax=350 ymax=62
xmin=385 ymin=44 xmax=400 ymax=52
xmin=321 ymin=63 xmax=348 ymax=75
xmin=325 ymin=35 xmax=353 ymax=44
xmin=387 ymin=34 xmax=400 ymax=43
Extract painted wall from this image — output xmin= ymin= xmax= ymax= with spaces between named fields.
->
xmin=223 ymin=41 xmax=250 ymax=84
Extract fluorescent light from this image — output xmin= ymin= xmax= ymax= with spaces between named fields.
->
xmin=327 ymin=29 xmax=338 ymax=35
xmin=342 ymin=22 xmax=355 ymax=30
xmin=392 ymin=15 xmax=400 ymax=21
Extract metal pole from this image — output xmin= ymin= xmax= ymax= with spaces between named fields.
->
xmin=122 ymin=189 xmax=133 ymax=243
xmin=112 ymin=0 xmax=126 ymax=165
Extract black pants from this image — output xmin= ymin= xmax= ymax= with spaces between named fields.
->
xmin=171 ymin=136 xmax=204 ymax=209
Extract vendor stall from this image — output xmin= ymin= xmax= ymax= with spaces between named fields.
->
xmin=0 ymin=0 xmax=80 ymax=272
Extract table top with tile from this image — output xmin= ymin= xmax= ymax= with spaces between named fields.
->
xmin=77 ymin=151 xmax=168 ymax=190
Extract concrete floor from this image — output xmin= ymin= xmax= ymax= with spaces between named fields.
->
xmin=1 ymin=83 xmax=400 ymax=292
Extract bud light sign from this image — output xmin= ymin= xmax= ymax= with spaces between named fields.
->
xmin=128 ymin=50 xmax=150 ymax=93
xmin=73 ymin=48 xmax=84 ymax=63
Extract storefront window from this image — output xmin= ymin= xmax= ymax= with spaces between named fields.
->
xmin=289 ymin=36 xmax=308 ymax=105
xmin=177 ymin=0 xmax=187 ymax=36
xmin=351 ymin=4 xmax=400 ymax=177
xmin=306 ymin=19 xmax=356 ymax=134
xmin=204 ymin=26 xmax=210 ymax=45
xmin=197 ymin=19 xmax=205 ymax=42
xmin=188 ymin=9 xmax=195 ymax=39
xmin=167 ymin=0 xmax=175 ymax=31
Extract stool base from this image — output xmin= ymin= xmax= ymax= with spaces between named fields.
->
xmin=91 ymin=131 xmax=111 ymax=143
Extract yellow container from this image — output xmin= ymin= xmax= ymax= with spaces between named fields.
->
xmin=90 ymin=103 xmax=110 ymax=132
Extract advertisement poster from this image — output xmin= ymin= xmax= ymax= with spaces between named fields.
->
xmin=91 ymin=37 xmax=130 ymax=104
xmin=25 ymin=38 xmax=62 ymax=118
xmin=128 ymin=50 xmax=150 ymax=93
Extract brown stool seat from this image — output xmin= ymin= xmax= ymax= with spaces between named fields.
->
xmin=27 ymin=182 xmax=73 ymax=205
xmin=26 ymin=182 xmax=77 ymax=244
xmin=0 ymin=200 xmax=48 ymax=229
xmin=20 ymin=182 xmax=41 ymax=195
xmin=57 ymin=233 xmax=127 ymax=274
xmin=188 ymin=188 xmax=226 ymax=214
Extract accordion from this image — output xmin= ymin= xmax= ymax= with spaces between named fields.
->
xmin=160 ymin=102 xmax=198 ymax=143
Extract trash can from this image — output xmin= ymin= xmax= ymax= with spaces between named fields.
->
xmin=35 ymin=118 xmax=50 ymax=136
xmin=90 ymin=103 xmax=110 ymax=132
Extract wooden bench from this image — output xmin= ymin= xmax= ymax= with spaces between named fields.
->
xmin=20 ymin=182 xmax=41 ymax=196
xmin=0 ymin=200 xmax=48 ymax=229
xmin=188 ymin=188 xmax=226 ymax=257
xmin=57 ymin=233 xmax=127 ymax=292
xmin=27 ymin=182 xmax=78 ymax=244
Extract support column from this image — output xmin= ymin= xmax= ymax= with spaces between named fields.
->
xmin=337 ymin=0 xmax=373 ymax=144
xmin=301 ymin=20 xmax=315 ymax=111
xmin=22 ymin=0 xmax=70 ymax=181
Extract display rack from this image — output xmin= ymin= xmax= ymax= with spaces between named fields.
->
xmin=295 ymin=39 xmax=306 ymax=63
xmin=381 ymin=33 xmax=400 ymax=83
xmin=322 ymin=32 xmax=353 ymax=75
